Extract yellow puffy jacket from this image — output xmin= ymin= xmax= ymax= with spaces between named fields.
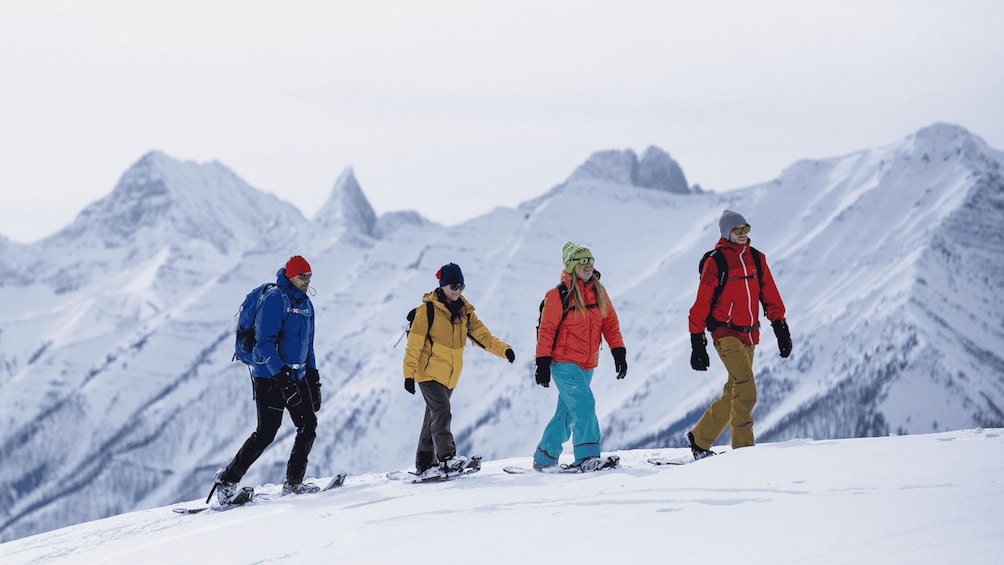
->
xmin=403 ymin=291 xmax=511 ymax=389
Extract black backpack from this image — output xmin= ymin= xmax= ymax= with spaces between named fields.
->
xmin=699 ymin=247 xmax=765 ymax=331
xmin=398 ymin=300 xmax=482 ymax=349
xmin=405 ymin=301 xmax=435 ymax=344
xmin=536 ymin=283 xmax=599 ymax=351
xmin=536 ymin=284 xmax=570 ymax=349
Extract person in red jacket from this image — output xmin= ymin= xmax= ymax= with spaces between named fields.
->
xmin=687 ymin=210 xmax=792 ymax=459
xmin=532 ymin=242 xmax=627 ymax=471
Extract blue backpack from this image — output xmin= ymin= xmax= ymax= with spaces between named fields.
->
xmin=233 ymin=283 xmax=288 ymax=365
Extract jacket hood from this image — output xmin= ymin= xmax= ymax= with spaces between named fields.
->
xmin=715 ymin=237 xmax=752 ymax=252
xmin=422 ymin=289 xmax=474 ymax=313
xmin=276 ymin=267 xmax=306 ymax=298
xmin=560 ymin=270 xmax=573 ymax=287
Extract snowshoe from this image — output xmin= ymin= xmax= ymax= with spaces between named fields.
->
xmin=282 ymin=481 xmax=321 ymax=495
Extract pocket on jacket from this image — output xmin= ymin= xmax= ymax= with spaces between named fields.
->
xmin=424 ymin=344 xmax=452 ymax=378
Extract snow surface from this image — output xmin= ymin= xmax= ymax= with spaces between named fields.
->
xmin=1 ymin=429 xmax=1001 ymax=565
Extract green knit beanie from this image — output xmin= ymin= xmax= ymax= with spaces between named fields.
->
xmin=562 ymin=241 xmax=594 ymax=273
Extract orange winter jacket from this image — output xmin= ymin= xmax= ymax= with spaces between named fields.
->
xmin=536 ymin=271 xmax=625 ymax=370
xmin=688 ymin=238 xmax=786 ymax=345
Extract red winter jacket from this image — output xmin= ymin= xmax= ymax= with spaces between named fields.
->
xmin=688 ymin=238 xmax=786 ymax=345
xmin=536 ymin=271 xmax=625 ymax=370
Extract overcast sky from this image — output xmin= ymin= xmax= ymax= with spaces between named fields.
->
xmin=2 ymin=1 xmax=1002 ymax=243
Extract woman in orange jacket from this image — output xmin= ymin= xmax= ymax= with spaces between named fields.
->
xmin=532 ymin=242 xmax=627 ymax=471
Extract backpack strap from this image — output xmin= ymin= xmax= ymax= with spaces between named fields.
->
xmin=749 ymin=246 xmax=764 ymax=298
xmin=467 ymin=311 xmax=490 ymax=350
xmin=556 ymin=283 xmax=571 ymax=316
xmin=550 ymin=283 xmax=574 ymax=351
xmin=703 ymin=250 xmax=730 ymax=312
xmin=421 ymin=301 xmax=434 ymax=345
xmin=280 ymin=288 xmax=293 ymax=319
xmin=705 ymin=246 xmax=767 ymax=332
xmin=410 ymin=301 xmax=459 ymax=347
xmin=537 ymin=282 xmax=589 ymax=352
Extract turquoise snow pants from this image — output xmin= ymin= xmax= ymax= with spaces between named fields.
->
xmin=533 ymin=361 xmax=601 ymax=468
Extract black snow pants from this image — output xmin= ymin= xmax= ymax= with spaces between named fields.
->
xmin=222 ymin=377 xmax=317 ymax=485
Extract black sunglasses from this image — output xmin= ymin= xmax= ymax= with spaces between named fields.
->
xmin=448 ymin=283 xmax=465 ymax=292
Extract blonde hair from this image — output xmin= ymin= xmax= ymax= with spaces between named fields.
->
xmin=568 ymin=272 xmax=609 ymax=316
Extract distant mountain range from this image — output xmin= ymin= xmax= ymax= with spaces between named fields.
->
xmin=1 ymin=123 xmax=1001 ymax=542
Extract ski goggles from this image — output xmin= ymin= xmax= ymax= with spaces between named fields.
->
xmin=731 ymin=225 xmax=751 ymax=236
xmin=572 ymin=256 xmax=595 ymax=266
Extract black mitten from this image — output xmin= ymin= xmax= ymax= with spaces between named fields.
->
xmin=505 ymin=348 xmax=516 ymax=363
xmin=611 ymin=347 xmax=627 ymax=379
xmin=404 ymin=378 xmax=416 ymax=395
xmin=275 ymin=366 xmax=302 ymax=408
xmin=305 ymin=368 xmax=322 ymax=412
xmin=690 ymin=333 xmax=710 ymax=371
xmin=535 ymin=357 xmax=552 ymax=388
xmin=772 ymin=319 xmax=793 ymax=358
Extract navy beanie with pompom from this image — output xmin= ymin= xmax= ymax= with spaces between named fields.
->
xmin=436 ymin=263 xmax=464 ymax=287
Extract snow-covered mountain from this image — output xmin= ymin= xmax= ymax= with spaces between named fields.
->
xmin=26 ymin=151 xmax=309 ymax=295
xmin=1 ymin=125 xmax=1002 ymax=542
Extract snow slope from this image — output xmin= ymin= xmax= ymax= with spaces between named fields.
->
xmin=1 ymin=429 xmax=1002 ymax=565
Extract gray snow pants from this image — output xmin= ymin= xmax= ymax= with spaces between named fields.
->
xmin=417 ymin=380 xmax=456 ymax=461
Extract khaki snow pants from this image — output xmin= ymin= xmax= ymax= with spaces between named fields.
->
xmin=692 ymin=336 xmax=757 ymax=450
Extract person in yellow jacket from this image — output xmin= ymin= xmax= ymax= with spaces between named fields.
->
xmin=403 ymin=262 xmax=515 ymax=476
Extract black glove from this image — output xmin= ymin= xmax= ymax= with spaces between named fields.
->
xmin=535 ymin=357 xmax=551 ymax=388
xmin=404 ymin=377 xmax=416 ymax=395
xmin=772 ymin=319 xmax=792 ymax=358
xmin=275 ymin=366 xmax=303 ymax=408
xmin=690 ymin=333 xmax=710 ymax=371
xmin=305 ymin=368 xmax=322 ymax=412
xmin=505 ymin=348 xmax=516 ymax=363
xmin=612 ymin=347 xmax=627 ymax=379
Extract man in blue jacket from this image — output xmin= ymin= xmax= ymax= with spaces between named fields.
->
xmin=214 ymin=255 xmax=322 ymax=502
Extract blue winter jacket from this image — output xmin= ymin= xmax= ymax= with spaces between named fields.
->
xmin=251 ymin=268 xmax=316 ymax=380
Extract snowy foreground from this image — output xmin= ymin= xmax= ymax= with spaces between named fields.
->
xmin=3 ymin=429 xmax=1002 ymax=565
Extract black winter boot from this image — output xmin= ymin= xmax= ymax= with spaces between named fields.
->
xmin=415 ymin=450 xmax=435 ymax=474
xmin=688 ymin=431 xmax=716 ymax=461
xmin=213 ymin=469 xmax=238 ymax=505
xmin=440 ymin=455 xmax=469 ymax=474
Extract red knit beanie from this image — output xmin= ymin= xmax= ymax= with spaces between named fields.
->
xmin=285 ymin=255 xmax=312 ymax=278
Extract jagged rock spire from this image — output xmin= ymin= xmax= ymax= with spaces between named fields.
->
xmin=313 ymin=167 xmax=377 ymax=237
xmin=566 ymin=146 xmax=691 ymax=193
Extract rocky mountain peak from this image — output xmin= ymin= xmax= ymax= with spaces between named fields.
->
xmin=566 ymin=146 xmax=691 ymax=193
xmin=637 ymin=146 xmax=690 ymax=193
xmin=313 ymin=167 xmax=378 ymax=237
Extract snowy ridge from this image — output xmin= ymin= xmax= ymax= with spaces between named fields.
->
xmin=5 ymin=151 xmax=308 ymax=295
xmin=1 ymin=430 xmax=1002 ymax=564
xmin=0 ymin=124 xmax=1002 ymax=542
